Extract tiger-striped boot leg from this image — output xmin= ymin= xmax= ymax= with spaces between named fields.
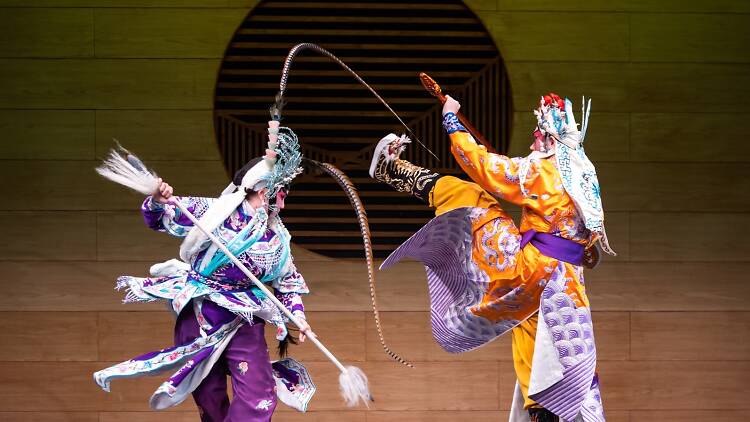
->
xmin=528 ymin=408 xmax=559 ymax=422
xmin=369 ymin=133 xmax=441 ymax=203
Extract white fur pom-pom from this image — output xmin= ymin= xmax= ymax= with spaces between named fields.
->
xmin=338 ymin=365 xmax=372 ymax=408
xmin=96 ymin=147 xmax=159 ymax=196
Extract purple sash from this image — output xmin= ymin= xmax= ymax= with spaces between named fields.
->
xmin=520 ymin=229 xmax=585 ymax=266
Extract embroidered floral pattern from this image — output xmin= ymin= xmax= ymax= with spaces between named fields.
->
xmin=256 ymin=399 xmax=274 ymax=411
xmin=480 ymin=219 xmax=520 ymax=272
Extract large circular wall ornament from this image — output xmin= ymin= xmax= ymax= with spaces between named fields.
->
xmin=214 ymin=0 xmax=513 ymax=258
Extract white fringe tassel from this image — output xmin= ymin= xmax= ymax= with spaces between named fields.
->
xmin=95 ymin=145 xmax=159 ymax=196
xmin=339 ymin=365 xmax=372 ymax=408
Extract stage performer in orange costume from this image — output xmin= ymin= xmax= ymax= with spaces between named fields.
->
xmin=370 ymin=93 xmax=614 ymax=422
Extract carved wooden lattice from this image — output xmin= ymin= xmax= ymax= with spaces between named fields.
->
xmin=214 ymin=0 xmax=513 ymax=258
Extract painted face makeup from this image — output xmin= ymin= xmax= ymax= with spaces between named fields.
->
xmin=276 ymin=190 xmax=287 ymax=210
xmin=531 ymin=128 xmax=546 ymax=151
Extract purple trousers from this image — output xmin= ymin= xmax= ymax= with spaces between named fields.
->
xmin=175 ymin=301 xmax=278 ymax=422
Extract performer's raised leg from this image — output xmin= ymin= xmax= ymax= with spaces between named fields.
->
xmin=371 ymin=132 xmax=550 ymax=417
xmin=369 ymin=133 xmax=499 ymax=216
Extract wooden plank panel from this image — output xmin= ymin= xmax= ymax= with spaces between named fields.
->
xmin=0 ymin=0 xmax=746 ymax=12
xmin=96 ymin=211 xmax=182 ymax=262
xmin=591 ymin=312 xmax=630 ymax=361
xmin=99 ymin=411 xmax=365 ymax=422
xmin=0 ymin=312 xmax=98 ymax=361
xmin=266 ymin=411 xmax=365 ymax=422
xmin=601 ymin=411 xmax=630 ymax=422
xmin=0 ymin=59 xmax=219 ymax=109
xmin=298 ymin=260 xmax=431 ymax=312
xmin=492 ymin=0 xmax=750 ymax=12
xmin=509 ymin=112 xmax=629 ymax=162
xmin=493 ymin=0 xmax=630 ymax=11
xmin=367 ymin=411 xmax=508 ymax=422
xmin=0 ymin=161 xmax=98 ymax=211
xmin=600 ymin=211 xmax=629 ymax=262
xmin=2 ymin=261 xmax=746 ymax=313
xmin=95 ymin=110 xmax=221 ymax=161
xmin=0 ymin=211 xmax=96 ymax=260
xmin=95 ymin=8 xmax=246 ymax=58
xmin=630 ymin=112 xmax=750 ymax=162
xmin=598 ymin=361 xmax=750 ymax=410
xmin=486 ymin=12 xmax=628 ymax=62
xmin=98 ymin=311 xmax=366 ymax=363
xmin=630 ymin=410 xmax=750 ymax=421
xmin=99 ymin=413 xmax=198 ymax=422
xmin=0 ymin=362 xmax=197 ymax=411
xmin=299 ymin=362 xmax=502 ymax=411
xmin=587 ymin=263 xmax=750 ymax=311
xmin=627 ymin=63 xmax=750 ymax=113
xmin=508 ymin=62 xmax=750 ymax=113
xmin=0 ymin=160 xmax=226 ymax=211
xmin=630 ymin=213 xmax=750 ymax=262
xmin=97 ymin=311 xmax=175 ymax=362
xmin=631 ymin=14 xmax=750 ymax=63
xmin=506 ymin=62 xmax=629 ymax=113
xmin=631 ymin=311 xmax=750 ymax=361
xmin=268 ymin=312 xmax=366 ymax=362
xmin=289 ymin=244 xmax=334 ymax=262
xmin=364 ymin=311 xmax=629 ymax=362
xmin=0 ymin=1 xmax=247 ymax=6
xmin=0 ymin=8 xmax=93 ymax=58
xmin=0 ymin=110 xmax=94 ymax=160
xmin=0 ymin=261 xmax=163 ymax=312
xmin=497 ymin=361 xmax=516 ymax=409
xmin=597 ymin=162 xmax=750 ymax=212
xmin=0 ymin=412 xmax=99 ymax=422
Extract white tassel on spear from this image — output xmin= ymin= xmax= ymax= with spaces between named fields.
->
xmin=96 ymin=145 xmax=372 ymax=408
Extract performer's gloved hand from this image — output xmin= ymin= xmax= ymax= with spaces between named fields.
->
xmin=442 ymin=95 xmax=461 ymax=116
xmin=296 ymin=318 xmax=316 ymax=343
xmin=153 ymin=178 xmax=174 ymax=204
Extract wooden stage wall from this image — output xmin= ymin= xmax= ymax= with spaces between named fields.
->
xmin=0 ymin=1 xmax=749 ymax=421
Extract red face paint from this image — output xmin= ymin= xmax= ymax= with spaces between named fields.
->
xmin=276 ymin=191 xmax=287 ymax=210
xmin=531 ymin=128 xmax=546 ymax=151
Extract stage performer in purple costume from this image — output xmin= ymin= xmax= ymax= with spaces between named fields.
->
xmin=370 ymin=93 xmax=615 ymax=422
xmin=94 ymin=120 xmax=317 ymax=421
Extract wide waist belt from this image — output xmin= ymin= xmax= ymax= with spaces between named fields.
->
xmin=189 ymin=270 xmax=255 ymax=292
xmin=520 ymin=229 xmax=585 ymax=266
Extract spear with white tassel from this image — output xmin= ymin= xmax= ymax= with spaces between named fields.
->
xmin=96 ymin=146 xmax=372 ymax=408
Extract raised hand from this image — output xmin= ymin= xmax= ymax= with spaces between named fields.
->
xmin=296 ymin=317 xmax=316 ymax=343
xmin=442 ymin=95 xmax=461 ymax=116
xmin=153 ymin=178 xmax=174 ymax=204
